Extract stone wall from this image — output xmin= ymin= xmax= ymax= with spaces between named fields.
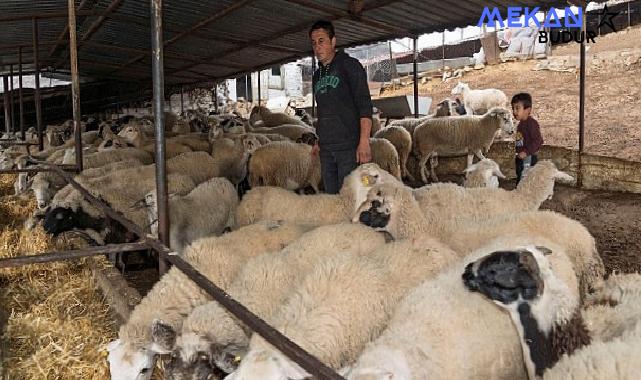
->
xmin=407 ymin=141 xmax=641 ymax=193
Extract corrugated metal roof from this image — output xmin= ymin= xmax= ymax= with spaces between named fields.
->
xmin=0 ymin=0 xmax=575 ymax=89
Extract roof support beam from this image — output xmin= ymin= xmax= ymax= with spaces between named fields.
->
xmin=110 ymin=0 xmax=256 ymax=74
xmin=48 ymin=0 xmax=92 ymax=60
xmin=0 ymin=10 xmax=100 ymax=23
xmin=167 ymin=0 xmax=406 ymax=77
xmin=54 ymin=0 xmax=125 ymax=69
xmin=283 ymin=0 xmax=413 ymax=36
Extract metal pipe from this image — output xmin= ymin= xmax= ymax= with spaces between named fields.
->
xmin=180 ymin=85 xmax=184 ymax=115
xmin=257 ymin=70 xmax=261 ymax=107
xmin=441 ymin=30 xmax=445 ymax=74
xmin=311 ymin=57 xmax=316 ymax=118
xmin=0 ymin=242 xmax=150 ymax=268
xmin=9 ymin=65 xmax=15 ymax=133
xmin=68 ymin=0 xmax=83 ymax=173
xmin=213 ymin=84 xmax=219 ymax=113
xmin=151 ymin=0 xmax=170 ymax=275
xmin=33 ymin=17 xmax=44 ymax=151
xmin=2 ymin=76 xmax=9 ymax=134
xmin=578 ymin=7 xmax=586 ymax=187
xmin=413 ymin=36 xmax=419 ymax=118
xmin=19 ymin=47 xmax=25 ymax=140
xmin=628 ymin=1 xmax=631 ymax=28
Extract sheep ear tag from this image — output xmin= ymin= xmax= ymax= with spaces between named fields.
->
xmin=361 ymin=175 xmax=371 ymax=186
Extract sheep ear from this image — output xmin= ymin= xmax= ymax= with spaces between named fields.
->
xmin=151 ymin=319 xmax=176 ymax=353
xmin=554 ymin=170 xmax=574 ymax=184
xmin=535 ymin=246 xmax=553 ymax=255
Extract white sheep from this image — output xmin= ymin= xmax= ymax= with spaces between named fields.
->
xmin=354 ymin=182 xmax=604 ymax=299
xmin=248 ymin=140 xmax=321 ymax=193
xmin=373 ymin=126 xmax=413 ymax=180
xmin=62 ymin=146 xmax=153 ymax=169
xmin=107 ymin=221 xmax=311 ymax=380
xmin=544 ymin=325 xmax=641 ymax=380
xmin=451 ymin=81 xmax=508 ymax=115
xmin=413 ymin=160 xmax=574 ymax=223
xmin=43 ymin=152 xmax=222 ymax=237
xmin=413 ymin=107 xmax=514 ymax=182
xmin=116 ymin=124 xmax=193 ymax=159
xmin=370 ymin=137 xmax=401 ymax=180
xmin=248 ymin=124 xmax=316 ymax=142
xmin=236 ymin=162 xmax=400 ymax=227
xmin=544 ymin=274 xmax=641 ymax=380
xmin=463 ymin=157 xmax=506 ymax=188
xmin=345 ymin=238 xmax=585 ymax=380
xmin=173 ymin=223 xmax=388 ymax=375
xmin=386 ymin=99 xmax=455 ymax=136
xmin=141 ymin=177 xmax=239 ymax=253
xmin=210 ymin=134 xmax=258 ymax=188
xmin=227 ymin=232 xmax=459 ymax=380
xmin=248 ymin=106 xmax=309 ymax=128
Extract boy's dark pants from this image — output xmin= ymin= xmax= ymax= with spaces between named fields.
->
xmin=515 ymin=154 xmax=538 ymax=185
xmin=319 ymin=147 xmax=358 ymax=194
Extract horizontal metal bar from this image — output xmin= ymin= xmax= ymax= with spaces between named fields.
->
xmin=0 ymin=165 xmax=77 ymax=174
xmin=0 ymin=241 xmax=149 ymax=268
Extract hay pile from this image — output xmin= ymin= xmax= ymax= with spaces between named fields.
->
xmin=0 ymin=177 xmax=165 ymax=379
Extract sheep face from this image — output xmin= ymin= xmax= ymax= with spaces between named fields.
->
xmin=352 ymin=184 xmax=399 ymax=231
xmin=342 ymin=163 xmax=401 ymax=215
xmin=0 ymin=155 xmax=14 ymax=170
xmin=107 ymin=339 xmax=155 ymax=380
xmin=463 ymin=249 xmax=544 ymax=304
xmin=43 ymin=205 xmax=104 ymax=236
xmin=450 ymin=81 xmax=468 ymax=95
xmin=463 ymin=245 xmax=588 ymax=379
xmin=434 ymin=99 xmax=454 ymax=117
xmin=486 ymin=107 xmax=515 ymax=136
xmin=31 ymin=177 xmax=52 ymax=209
xmin=118 ymin=124 xmax=142 ymax=145
xmin=295 ymin=132 xmax=318 ymax=146
xmin=164 ymin=350 xmax=220 ymax=380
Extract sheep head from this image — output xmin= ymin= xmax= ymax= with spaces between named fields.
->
xmin=341 ymin=163 xmax=401 ymax=215
xmin=485 ymin=107 xmax=514 ymax=136
xmin=118 ymin=124 xmax=144 ymax=147
xmin=450 ymin=81 xmax=468 ymax=95
xmin=463 ymin=243 xmax=588 ymax=379
xmin=352 ymin=182 xmax=427 ymax=240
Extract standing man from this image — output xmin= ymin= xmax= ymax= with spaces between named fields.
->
xmin=310 ymin=20 xmax=374 ymax=194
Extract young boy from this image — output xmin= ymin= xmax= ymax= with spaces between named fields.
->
xmin=511 ymin=93 xmax=543 ymax=184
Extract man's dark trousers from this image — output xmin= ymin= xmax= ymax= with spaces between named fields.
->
xmin=319 ymin=147 xmax=358 ymax=194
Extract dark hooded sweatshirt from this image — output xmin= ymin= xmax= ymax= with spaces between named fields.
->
xmin=312 ymin=50 xmax=373 ymax=151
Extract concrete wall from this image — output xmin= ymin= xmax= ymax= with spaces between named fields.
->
xmin=408 ymin=141 xmax=641 ymax=194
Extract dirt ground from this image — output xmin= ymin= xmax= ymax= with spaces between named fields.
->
xmin=381 ymin=25 xmax=641 ymax=162
xmin=541 ymin=185 xmax=641 ymax=276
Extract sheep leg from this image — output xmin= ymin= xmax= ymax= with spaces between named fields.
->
xmin=430 ymin=154 xmax=439 ymax=182
xmin=419 ymin=153 xmax=431 ymax=184
xmin=467 ymin=154 xmax=474 ymax=168
xmin=465 ymin=105 xmax=474 ymax=116
xmin=401 ymin=152 xmax=415 ymax=182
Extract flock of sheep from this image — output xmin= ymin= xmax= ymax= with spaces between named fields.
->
xmin=0 ymin=82 xmax=639 ymax=380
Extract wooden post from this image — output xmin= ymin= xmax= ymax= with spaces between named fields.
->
xmin=18 ymin=47 xmax=25 ymax=140
xmin=3 ymin=76 xmax=9 ymax=134
xmin=151 ymin=0 xmax=170 ymax=275
xmin=33 ymin=17 xmax=44 ymax=151
xmin=68 ymin=0 xmax=83 ymax=172
xmin=9 ymin=65 xmax=15 ymax=133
